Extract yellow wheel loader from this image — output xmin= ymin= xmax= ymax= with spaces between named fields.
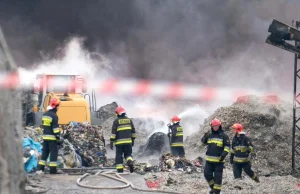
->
xmin=23 ymin=74 xmax=102 ymax=127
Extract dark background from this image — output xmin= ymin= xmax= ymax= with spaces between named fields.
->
xmin=0 ymin=0 xmax=300 ymax=91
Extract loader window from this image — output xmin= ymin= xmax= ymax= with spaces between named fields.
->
xmin=46 ymin=75 xmax=76 ymax=93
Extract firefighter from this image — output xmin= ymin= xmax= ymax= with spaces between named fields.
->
xmin=167 ymin=116 xmax=185 ymax=157
xmin=110 ymin=106 xmax=135 ymax=173
xmin=37 ymin=98 xmax=64 ymax=174
xmin=230 ymin=123 xmax=260 ymax=183
xmin=201 ymin=118 xmax=230 ymax=194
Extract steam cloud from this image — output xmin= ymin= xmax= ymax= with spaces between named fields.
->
xmin=1 ymin=0 xmax=300 ymax=92
xmin=1 ymin=0 xmax=300 ymax=136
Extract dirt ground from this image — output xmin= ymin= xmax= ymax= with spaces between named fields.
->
xmin=26 ymin=167 xmax=300 ymax=194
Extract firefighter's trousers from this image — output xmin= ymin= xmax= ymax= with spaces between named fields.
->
xmin=115 ymin=144 xmax=133 ymax=172
xmin=233 ymin=162 xmax=257 ymax=180
xmin=204 ymin=161 xmax=224 ymax=194
xmin=171 ymin=146 xmax=185 ymax=157
xmin=38 ymin=140 xmax=58 ymax=174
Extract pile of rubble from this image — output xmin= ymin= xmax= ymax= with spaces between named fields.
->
xmin=22 ymin=121 xmax=107 ymax=171
xmin=96 ymin=101 xmax=118 ymax=124
xmin=185 ymin=95 xmax=293 ymax=175
xmin=159 ymin=153 xmax=203 ymax=173
xmin=64 ymin=121 xmax=106 ymax=167
xmin=137 ymin=132 xmax=170 ymax=158
xmin=132 ymin=153 xmax=203 ymax=175
xmin=23 ymin=126 xmax=43 ymax=142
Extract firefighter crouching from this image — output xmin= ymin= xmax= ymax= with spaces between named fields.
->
xmin=167 ymin=116 xmax=185 ymax=157
xmin=110 ymin=106 xmax=135 ymax=173
xmin=230 ymin=123 xmax=260 ymax=183
xmin=201 ymin=118 xmax=230 ymax=194
xmin=37 ymin=98 xmax=64 ymax=174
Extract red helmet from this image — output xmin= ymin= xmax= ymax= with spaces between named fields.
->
xmin=211 ymin=118 xmax=221 ymax=127
xmin=116 ymin=106 xmax=126 ymax=115
xmin=172 ymin=116 xmax=181 ymax=123
xmin=50 ymin=98 xmax=61 ymax=108
xmin=232 ymin=123 xmax=243 ymax=133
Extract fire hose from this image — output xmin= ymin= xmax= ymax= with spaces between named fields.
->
xmin=77 ymin=170 xmax=184 ymax=194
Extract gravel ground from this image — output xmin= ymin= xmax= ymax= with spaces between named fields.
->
xmin=28 ymin=168 xmax=300 ymax=194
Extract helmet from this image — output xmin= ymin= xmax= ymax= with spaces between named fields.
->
xmin=116 ymin=106 xmax=126 ymax=115
xmin=172 ymin=116 xmax=181 ymax=123
xmin=232 ymin=123 xmax=243 ymax=133
xmin=50 ymin=98 xmax=61 ymax=109
xmin=211 ymin=118 xmax=221 ymax=127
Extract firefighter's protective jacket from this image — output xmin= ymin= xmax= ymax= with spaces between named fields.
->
xmin=231 ymin=133 xmax=254 ymax=163
xmin=110 ymin=115 xmax=136 ymax=146
xmin=42 ymin=109 xmax=60 ymax=141
xmin=170 ymin=123 xmax=184 ymax=147
xmin=201 ymin=127 xmax=230 ymax=163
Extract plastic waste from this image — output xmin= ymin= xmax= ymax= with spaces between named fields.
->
xmin=23 ymin=138 xmax=42 ymax=172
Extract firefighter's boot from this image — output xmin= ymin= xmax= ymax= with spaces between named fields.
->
xmin=37 ymin=164 xmax=45 ymax=172
xmin=49 ymin=167 xmax=64 ymax=174
xmin=117 ymin=169 xmax=124 ymax=173
xmin=253 ymin=176 xmax=260 ymax=183
xmin=127 ymin=160 xmax=134 ymax=173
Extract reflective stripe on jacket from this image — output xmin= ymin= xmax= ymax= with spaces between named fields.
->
xmin=201 ymin=127 xmax=230 ymax=163
xmin=42 ymin=109 xmax=60 ymax=141
xmin=170 ymin=123 xmax=184 ymax=147
xmin=231 ymin=133 xmax=254 ymax=163
xmin=110 ymin=115 xmax=136 ymax=146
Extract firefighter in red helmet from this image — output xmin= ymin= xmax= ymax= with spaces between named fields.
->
xmin=167 ymin=116 xmax=185 ymax=157
xmin=201 ymin=118 xmax=230 ymax=194
xmin=230 ymin=123 xmax=259 ymax=183
xmin=38 ymin=98 xmax=64 ymax=174
xmin=110 ymin=106 xmax=136 ymax=173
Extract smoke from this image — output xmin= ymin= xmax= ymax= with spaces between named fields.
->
xmin=0 ymin=0 xmax=299 ymax=91
xmin=2 ymin=0 xmax=300 ymax=137
xmin=18 ymin=38 xmax=112 ymax=85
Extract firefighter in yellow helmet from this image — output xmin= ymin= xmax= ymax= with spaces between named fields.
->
xmin=230 ymin=123 xmax=259 ymax=183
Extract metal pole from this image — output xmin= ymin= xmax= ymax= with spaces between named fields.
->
xmin=292 ymin=21 xmax=299 ymax=172
xmin=292 ymin=50 xmax=297 ymax=171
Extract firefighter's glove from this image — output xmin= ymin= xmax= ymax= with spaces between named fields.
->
xmin=110 ymin=142 xmax=114 ymax=150
xmin=132 ymin=140 xmax=134 ymax=147
xmin=251 ymin=152 xmax=257 ymax=159
xmin=230 ymin=154 xmax=234 ymax=164
xmin=167 ymin=123 xmax=172 ymax=128
xmin=167 ymin=133 xmax=171 ymax=138
xmin=219 ymin=155 xmax=225 ymax=162
xmin=57 ymin=137 xmax=64 ymax=145
xmin=204 ymin=131 xmax=211 ymax=138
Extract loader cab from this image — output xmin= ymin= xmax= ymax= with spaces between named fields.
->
xmin=24 ymin=74 xmax=104 ymax=127
xmin=33 ymin=74 xmax=87 ymax=111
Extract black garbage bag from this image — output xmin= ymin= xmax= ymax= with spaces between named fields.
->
xmin=138 ymin=132 xmax=170 ymax=157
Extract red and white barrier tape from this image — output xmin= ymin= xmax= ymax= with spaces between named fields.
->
xmin=0 ymin=72 xmax=288 ymax=103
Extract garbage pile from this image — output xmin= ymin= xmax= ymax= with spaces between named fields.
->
xmin=185 ymin=95 xmax=293 ymax=175
xmin=64 ymin=121 xmax=106 ymax=167
xmin=23 ymin=126 xmax=43 ymax=142
xmin=159 ymin=153 xmax=203 ymax=173
xmin=22 ymin=121 xmax=107 ymax=171
xmin=57 ymin=139 xmax=81 ymax=168
xmin=23 ymin=138 xmax=42 ymax=172
xmin=137 ymin=132 xmax=170 ymax=158
xmin=96 ymin=102 xmax=118 ymax=124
